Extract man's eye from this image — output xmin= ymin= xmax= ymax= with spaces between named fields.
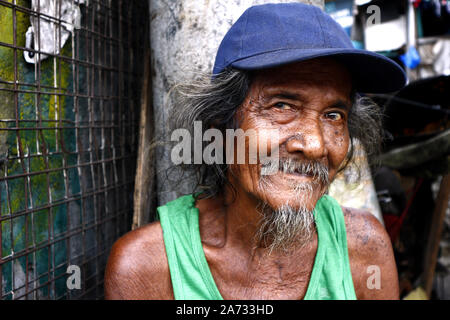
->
xmin=273 ymin=102 xmax=292 ymax=110
xmin=325 ymin=112 xmax=343 ymax=121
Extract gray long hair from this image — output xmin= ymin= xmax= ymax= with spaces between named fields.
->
xmin=169 ymin=68 xmax=383 ymax=199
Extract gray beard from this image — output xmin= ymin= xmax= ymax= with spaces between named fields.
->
xmin=255 ymin=201 xmax=316 ymax=254
xmin=255 ymin=158 xmax=329 ymax=254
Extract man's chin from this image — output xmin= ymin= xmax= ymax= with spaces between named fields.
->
xmin=259 ymin=175 xmax=328 ymax=211
xmin=258 ymin=185 xmax=326 ymax=212
xmin=255 ymin=200 xmax=317 ymax=253
xmin=265 ymin=198 xmax=317 ymax=214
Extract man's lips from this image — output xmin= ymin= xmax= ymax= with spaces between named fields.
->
xmin=276 ymin=170 xmax=319 ymax=183
xmin=276 ymin=169 xmax=327 ymax=186
xmin=279 ymin=168 xmax=316 ymax=177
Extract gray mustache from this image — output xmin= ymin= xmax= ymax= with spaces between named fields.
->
xmin=261 ymin=158 xmax=329 ymax=185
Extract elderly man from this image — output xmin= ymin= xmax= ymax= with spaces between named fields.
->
xmin=105 ymin=3 xmax=406 ymax=300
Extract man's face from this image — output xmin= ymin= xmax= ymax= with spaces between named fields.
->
xmin=231 ymin=58 xmax=352 ymax=212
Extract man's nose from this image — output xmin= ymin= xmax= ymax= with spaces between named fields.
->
xmin=285 ymin=122 xmax=327 ymax=159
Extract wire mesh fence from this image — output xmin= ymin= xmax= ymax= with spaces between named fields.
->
xmin=0 ymin=0 xmax=147 ymax=299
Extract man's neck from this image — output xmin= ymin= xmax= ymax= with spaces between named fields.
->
xmin=222 ymin=181 xmax=264 ymax=251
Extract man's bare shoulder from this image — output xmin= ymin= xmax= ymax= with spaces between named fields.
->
xmin=342 ymin=206 xmax=399 ymax=300
xmin=342 ymin=207 xmax=391 ymax=254
xmin=104 ymin=221 xmax=173 ymax=300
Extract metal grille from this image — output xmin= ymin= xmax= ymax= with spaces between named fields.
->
xmin=0 ymin=0 xmax=147 ymax=299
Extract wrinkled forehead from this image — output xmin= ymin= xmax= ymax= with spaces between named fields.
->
xmin=250 ymin=57 xmax=353 ymax=101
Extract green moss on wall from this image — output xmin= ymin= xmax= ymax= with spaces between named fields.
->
xmin=1 ymin=0 xmax=77 ymax=299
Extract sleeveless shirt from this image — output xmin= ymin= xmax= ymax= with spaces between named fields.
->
xmin=157 ymin=194 xmax=356 ymax=300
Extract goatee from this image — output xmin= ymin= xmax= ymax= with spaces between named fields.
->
xmin=255 ymin=158 xmax=329 ymax=254
xmin=255 ymin=202 xmax=316 ymax=254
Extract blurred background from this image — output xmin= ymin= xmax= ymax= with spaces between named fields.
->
xmin=0 ymin=0 xmax=448 ymax=300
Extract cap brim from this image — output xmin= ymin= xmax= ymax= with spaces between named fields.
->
xmin=230 ymin=48 xmax=407 ymax=93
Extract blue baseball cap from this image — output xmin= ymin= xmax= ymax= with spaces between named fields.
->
xmin=213 ymin=3 xmax=407 ymax=93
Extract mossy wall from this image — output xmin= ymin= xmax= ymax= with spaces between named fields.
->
xmin=0 ymin=0 xmax=146 ymax=300
xmin=1 ymin=0 xmax=77 ymax=299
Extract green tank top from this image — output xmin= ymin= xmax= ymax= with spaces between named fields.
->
xmin=157 ymin=194 xmax=357 ymax=300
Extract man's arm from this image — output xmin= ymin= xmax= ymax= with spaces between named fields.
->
xmin=343 ymin=207 xmax=399 ymax=300
xmin=104 ymin=222 xmax=173 ymax=299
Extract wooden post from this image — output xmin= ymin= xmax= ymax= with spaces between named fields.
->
xmin=423 ymin=174 xmax=450 ymax=297
xmin=132 ymin=44 xmax=156 ymax=230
